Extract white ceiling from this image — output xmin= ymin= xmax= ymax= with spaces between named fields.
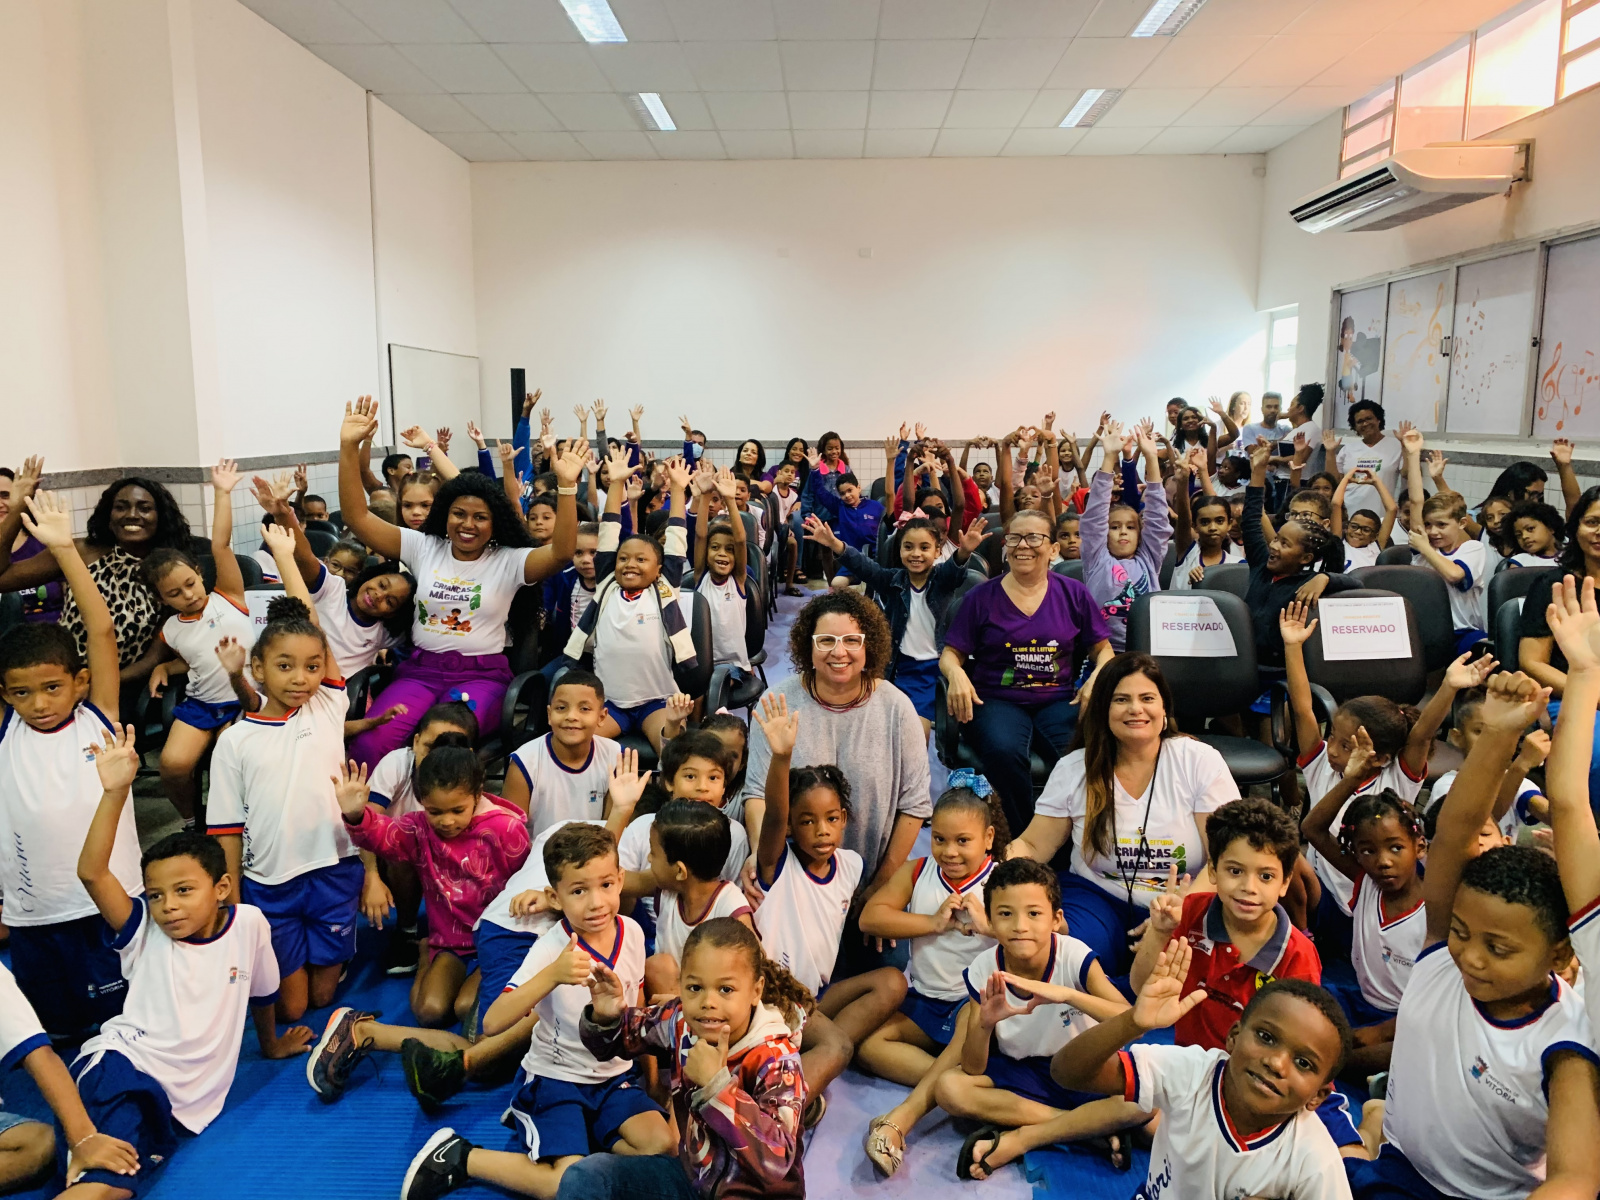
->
xmin=240 ymin=0 xmax=1520 ymax=161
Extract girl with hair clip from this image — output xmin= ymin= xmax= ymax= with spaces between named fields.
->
xmin=1081 ymin=418 xmax=1172 ymax=651
xmin=338 ymin=396 xmax=585 ymax=769
xmin=857 ymin=772 xmax=1006 ymax=1177
xmin=1169 ymin=448 xmax=1242 ymax=589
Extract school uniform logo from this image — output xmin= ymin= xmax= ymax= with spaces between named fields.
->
xmin=1470 ymin=1056 xmax=1519 ymax=1102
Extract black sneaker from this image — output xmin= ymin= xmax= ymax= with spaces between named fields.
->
xmin=400 ymin=1128 xmax=473 ymax=1200
xmin=306 ymin=1007 xmax=377 ymax=1101
xmin=402 ymin=1038 xmax=467 ymax=1111
xmin=383 ymin=927 xmax=421 ymax=976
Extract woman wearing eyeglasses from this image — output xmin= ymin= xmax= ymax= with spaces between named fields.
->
xmin=941 ymin=509 xmax=1114 ymax=832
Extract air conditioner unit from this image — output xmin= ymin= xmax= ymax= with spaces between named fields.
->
xmin=1289 ymin=142 xmax=1530 ymax=233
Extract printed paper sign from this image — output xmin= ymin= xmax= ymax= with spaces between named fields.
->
xmin=1319 ymin=596 xmax=1411 ymax=661
xmin=1149 ymin=595 xmax=1236 ymax=658
xmin=245 ymin=590 xmax=279 ymax=636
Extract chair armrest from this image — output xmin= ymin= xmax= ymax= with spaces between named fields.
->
xmin=499 ymin=670 xmax=551 ymax=756
xmin=706 ymin=664 xmax=734 ymax=715
xmin=1268 ymin=680 xmax=1337 ymax=760
xmin=933 ymin=673 xmax=962 ymax=769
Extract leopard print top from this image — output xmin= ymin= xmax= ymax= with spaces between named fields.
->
xmin=58 ymin=546 xmax=160 ymax=669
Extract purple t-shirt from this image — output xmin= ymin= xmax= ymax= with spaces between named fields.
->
xmin=944 ymin=573 xmax=1111 ymax=704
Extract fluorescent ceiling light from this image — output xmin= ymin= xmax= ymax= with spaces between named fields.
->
xmin=1131 ymin=0 xmax=1208 ymax=37
xmin=1060 ymin=88 xmax=1121 ymax=127
xmin=559 ymin=0 xmax=627 ymax=43
xmin=637 ymin=92 xmax=675 ymax=131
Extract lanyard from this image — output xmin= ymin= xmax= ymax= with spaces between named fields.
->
xmin=1111 ymin=739 xmax=1164 ymax=911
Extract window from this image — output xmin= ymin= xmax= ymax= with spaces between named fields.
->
xmin=1265 ymin=308 xmax=1299 ymax=400
xmin=1467 ymin=0 xmax=1560 ymax=138
xmin=1395 ymin=40 xmax=1469 ymax=152
xmin=1339 ymin=82 xmax=1395 ymax=178
xmin=1562 ymin=0 xmax=1600 ymax=97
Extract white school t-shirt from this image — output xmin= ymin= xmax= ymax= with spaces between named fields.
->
xmin=398 ymin=527 xmax=531 ymax=658
xmin=1567 ymin=896 xmax=1600 ymax=1037
xmin=0 ymin=961 xmax=48 ymax=1082
xmin=697 ymin=573 xmax=750 ymax=670
xmin=1509 ymin=551 xmax=1559 ymax=570
xmin=368 ymin=746 xmax=420 ymax=819
xmin=754 ymin=843 xmax=864 ymax=996
xmin=1438 ymin=537 xmax=1489 ymax=632
xmin=1336 ymin=436 xmax=1403 ymax=519
xmin=1384 ymin=943 xmax=1596 ymax=1200
xmin=619 ymin=813 xmax=749 ymax=924
xmin=510 ymin=915 xmax=645 ymax=1085
xmin=1169 ymin=542 xmax=1244 ymax=591
xmin=900 ymin=583 xmax=939 ymax=661
xmin=309 ymin=565 xmax=399 ymax=678
xmin=80 ymin=900 xmax=279 ymax=1133
xmin=569 ymin=580 xmax=597 ymax=633
xmin=907 ymin=856 xmax=997 ymax=1002
xmin=654 ymin=880 xmax=753 ymax=964
xmin=206 ymin=681 xmax=354 ymax=885
xmin=1342 ymin=541 xmax=1381 ymax=571
xmin=160 ymin=593 xmax=255 ymax=705
xmin=509 ymin=733 xmax=621 ymax=833
xmin=592 ymin=590 xmax=677 ymax=708
xmin=963 ymin=934 xmax=1100 ymax=1060
xmin=0 ymin=703 xmax=141 ymax=926
xmin=1121 ymin=1043 xmax=1352 ymax=1200
xmin=1298 ymin=740 xmax=1425 ymax=912
xmin=1347 ymin=874 xmax=1425 ymax=1014
xmin=1430 ymin=768 xmax=1542 ymax=842
xmin=478 ymin=819 xmax=603 ymax=936
xmin=253 ymin=550 xmax=282 ymax=585
xmin=1037 ymin=738 xmax=1239 ymax=908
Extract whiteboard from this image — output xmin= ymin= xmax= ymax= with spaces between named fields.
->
xmin=1381 ymin=269 xmax=1452 ymax=432
xmin=388 ymin=345 xmax=483 ymax=451
xmin=1533 ymin=234 xmax=1600 ymax=438
xmin=1446 ymin=250 xmax=1538 ymax=435
xmin=1334 ymin=285 xmax=1386 ymax=429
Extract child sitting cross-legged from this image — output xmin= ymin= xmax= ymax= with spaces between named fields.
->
xmin=1052 ymin=942 xmax=1357 ymax=1200
xmin=400 ymin=823 xmax=675 ymax=1200
xmin=642 ymin=800 xmax=755 ymax=999
xmin=936 ymin=857 xmax=1149 ymax=1181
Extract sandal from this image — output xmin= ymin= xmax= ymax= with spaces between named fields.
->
xmin=1080 ymin=1133 xmax=1131 ymax=1172
xmin=784 ymin=586 xmax=805 ymax=597
xmin=802 ymin=1093 xmax=827 ymax=1130
xmin=864 ymin=1116 xmax=906 ymax=1177
xmin=957 ymin=1125 xmax=1006 ymax=1182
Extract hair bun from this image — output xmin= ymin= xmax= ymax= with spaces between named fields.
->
xmin=265 ymin=595 xmax=311 ymax=624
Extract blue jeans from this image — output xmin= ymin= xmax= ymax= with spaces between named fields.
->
xmin=1548 ymin=699 xmax=1600 ymax=819
xmin=963 ymin=694 xmax=1079 ymax=833
xmin=556 ymin=1153 xmax=695 ymax=1200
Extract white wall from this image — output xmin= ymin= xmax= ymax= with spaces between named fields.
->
xmin=471 ymin=156 xmax=1270 ymax=442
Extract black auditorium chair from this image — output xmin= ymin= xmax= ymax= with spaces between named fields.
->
xmin=1198 ymin=562 xmax=1250 ymax=599
xmin=1376 ymin=545 xmax=1415 ymax=566
xmin=304 ymin=518 xmax=339 ymax=537
xmin=1052 ymin=558 xmax=1084 ymax=581
xmin=305 ymin=529 xmax=340 ymax=559
xmin=1297 ymin=588 xmax=1426 ymax=706
xmin=1350 ymin=564 xmax=1453 ymax=672
xmin=869 ymin=476 xmax=886 ymax=503
xmin=707 ymin=570 xmax=769 ymax=716
xmin=1158 ymin=543 xmax=1177 ymax=590
xmin=1486 ymin=567 xmax=1547 ymax=673
xmin=478 ymin=587 xmax=562 ymax=771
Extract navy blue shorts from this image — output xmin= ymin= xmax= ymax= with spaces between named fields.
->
xmin=1453 ymin=627 xmax=1489 ymax=655
xmin=171 ymin=696 xmax=241 ymax=731
xmin=902 ymin=987 xmax=963 ymax=1046
xmin=504 ymin=1067 xmax=662 ymax=1161
xmin=605 ymin=699 xmax=666 ymax=736
xmin=1315 ymin=1090 xmax=1364 ymax=1148
xmin=983 ymin=1051 xmax=1101 ymax=1111
xmin=1323 ymin=977 xmax=1396 ymax=1032
xmin=893 ymin=656 xmax=939 ymax=722
xmin=64 ymin=1049 xmax=187 ymax=1196
xmin=1346 ymin=1144 xmax=1462 ymax=1200
xmin=8 ymin=913 xmax=128 ymax=1037
xmin=242 ymin=857 xmax=363 ymax=976
xmin=475 ymin=922 xmax=538 ymax=1025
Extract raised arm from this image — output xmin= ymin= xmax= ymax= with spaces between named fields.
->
xmin=1277 ymin=602 xmax=1323 ymax=756
xmin=716 ymin=468 xmax=748 ymax=594
xmin=253 ymin=480 xmax=322 ymax=588
xmin=357 ymin=430 xmax=384 ymax=495
xmin=260 ymin=523 xmax=317 ymax=628
xmin=1208 ymin=397 xmax=1240 ymax=450
xmin=1373 ymin=471 xmax=1399 ymax=547
xmin=23 ymin=493 xmax=120 ymax=719
xmin=1331 ymin=468 xmax=1355 ymax=540
xmin=1301 ymin=754 xmax=1368 ymax=883
xmin=524 ymin=439 xmax=588 ymax=585
xmin=752 ymin=695 xmax=797 ymax=888
xmin=498 ymin=442 xmax=522 ymax=510
xmin=209 ymin=459 xmax=246 ymax=602
xmin=400 ymin=426 xmax=459 ymax=482
xmin=692 ymin=468 xmax=714 ymax=576
xmin=1543 ymin=575 xmax=1600 ymax=912
xmin=0 ymin=455 xmax=44 ymax=579
xmin=339 ymin=397 xmax=403 ymax=560
xmin=996 ymin=428 xmax=1019 ymax=527
xmin=1550 ymin=439 xmax=1582 ymax=519
xmin=1405 ymin=652 xmax=1495 ymax=776
xmin=78 ymin=724 xmax=142 ymax=933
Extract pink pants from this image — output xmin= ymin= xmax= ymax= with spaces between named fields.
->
xmin=348 ymin=648 xmax=512 ymax=768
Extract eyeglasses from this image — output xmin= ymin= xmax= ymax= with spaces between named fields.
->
xmin=1003 ymin=533 xmax=1048 ymax=548
xmin=812 ymin=634 xmax=867 ymax=650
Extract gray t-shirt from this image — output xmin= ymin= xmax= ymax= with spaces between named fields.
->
xmin=733 ymin=674 xmax=931 ymax=891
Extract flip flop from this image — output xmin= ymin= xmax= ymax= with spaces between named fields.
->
xmin=1080 ymin=1133 xmax=1131 ymax=1172
xmin=865 ymin=1116 xmax=906 ymax=1177
xmin=957 ymin=1125 xmax=1006 ymax=1182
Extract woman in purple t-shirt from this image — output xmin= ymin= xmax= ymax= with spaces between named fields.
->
xmin=940 ymin=510 xmax=1113 ymax=831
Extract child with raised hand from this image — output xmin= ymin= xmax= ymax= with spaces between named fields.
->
xmin=1332 ymin=465 xmax=1397 ymax=570
xmin=399 ymin=823 xmax=674 ymax=1200
xmin=142 ymin=459 xmax=257 ymax=825
xmin=752 ymin=693 xmax=903 ymax=1128
xmin=642 ymin=800 xmax=756 ymax=998
xmin=1342 ymin=669 xmax=1600 ymax=1200
xmin=555 ymin=917 xmax=809 ymax=1200
xmin=1081 ymin=418 xmax=1172 ymax=650
xmin=858 ymin=778 xmax=1004 ymax=1177
xmin=692 ymin=466 xmax=751 ymax=676
xmin=0 ymin=491 xmax=140 ymax=1039
xmin=72 ymin=724 xmax=312 ymax=1197
xmin=1429 ymin=691 xmax=1551 ymax=842
xmin=1402 ymin=428 xmax=1490 ymax=652
xmin=1052 ymin=941 xmax=1356 ymax=1200
xmin=617 ymin=730 xmax=749 ymax=908
xmin=1171 ymin=448 xmax=1243 ymax=589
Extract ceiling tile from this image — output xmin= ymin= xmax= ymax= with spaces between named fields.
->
xmin=1312 ymin=31 xmax=1459 ymax=85
xmin=1096 ymin=87 xmax=1206 ymax=127
xmin=338 ymin=0 xmax=479 ymax=42
xmin=576 ymin=130 xmax=659 ymax=157
xmin=375 ymin=93 xmax=488 ymax=132
xmin=878 ymin=0 xmax=987 ymax=40
xmin=396 ymin=42 xmax=526 ymax=91
xmin=1078 ymin=0 xmax=1155 ymax=38
xmin=1140 ymin=125 xmax=1235 ymax=153
xmin=780 ymin=40 xmax=875 ymax=90
xmin=1214 ymin=125 xmax=1300 ymax=152
xmin=1389 ymin=0 xmax=1508 ymax=34
xmin=684 ymin=41 xmax=785 ymax=89
xmin=1283 ymin=0 xmax=1412 ymax=39
xmin=1070 ymin=125 xmax=1160 ymax=153
xmin=655 ymin=91 xmax=717 ymax=128
xmin=979 ymin=0 xmax=1096 ymax=39
xmin=872 ymin=40 xmax=971 ymax=89
xmin=605 ymin=0 xmax=680 ymax=40
xmin=496 ymin=43 xmax=612 ymax=90
xmin=538 ymin=91 xmax=642 ymax=130
xmin=868 ymin=90 xmax=953 ymax=128
xmin=863 ymin=128 xmax=939 ymax=155
xmin=649 ymin=130 xmax=728 ymax=157
xmin=1251 ymin=84 xmax=1361 ymax=125
xmin=720 ymin=129 xmax=796 ymax=157
xmin=1134 ymin=35 xmax=1269 ymax=88
xmin=1046 ymin=38 xmax=1165 ymax=88
xmin=662 ymin=0 xmax=777 ymax=40
xmin=1181 ymin=0 xmax=1317 ymax=38
xmin=773 ymin=0 xmax=881 ymax=40
xmin=786 ymin=91 xmax=870 ymax=129
xmin=942 ymin=89 xmax=1034 ymax=128
xmin=503 ymin=130 xmax=592 ymax=157
xmin=457 ymin=92 xmax=563 ymax=131
xmin=306 ymin=43 xmax=442 ymax=92
xmin=588 ymin=42 xmax=699 ymax=90
xmin=429 ymin=130 xmax=524 ymax=159
xmin=1172 ymin=85 xmax=1290 ymax=126
xmin=1018 ymin=88 xmax=1079 ymax=126
xmin=958 ymin=39 xmax=1068 ymax=89
xmin=1001 ymin=126 xmax=1087 ymax=154
xmin=445 ymin=0 xmax=580 ymax=41
xmin=793 ymin=128 xmax=865 ymax=156
xmin=1223 ymin=35 xmax=1357 ymax=86
xmin=239 ymin=0 xmax=381 ymax=44
xmin=705 ymin=91 xmax=791 ymax=129
xmin=932 ymin=127 xmax=1011 ymax=155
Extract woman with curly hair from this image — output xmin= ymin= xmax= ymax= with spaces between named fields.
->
xmin=0 ymin=463 xmax=192 ymax=683
xmin=338 ymin=397 xmax=587 ymax=767
xmin=734 ymin=588 xmax=931 ymax=976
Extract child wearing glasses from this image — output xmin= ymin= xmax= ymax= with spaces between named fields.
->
xmin=1081 ymin=418 xmax=1172 ymax=651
